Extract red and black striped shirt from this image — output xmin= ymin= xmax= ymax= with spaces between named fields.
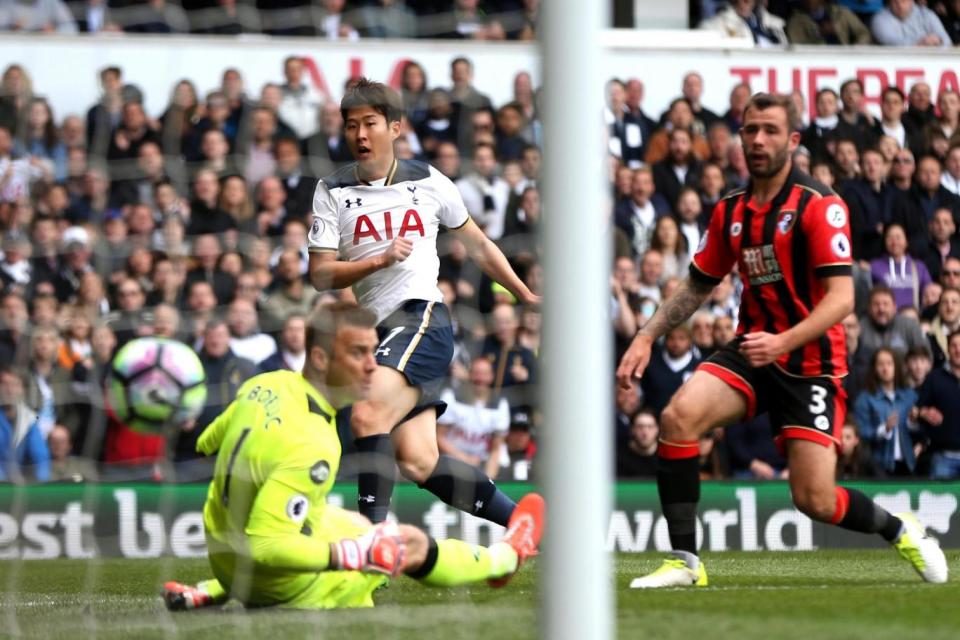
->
xmin=691 ymin=167 xmax=852 ymax=378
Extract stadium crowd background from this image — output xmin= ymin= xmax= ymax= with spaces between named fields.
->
xmin=2 ymin=0 xmax=960 ymax=486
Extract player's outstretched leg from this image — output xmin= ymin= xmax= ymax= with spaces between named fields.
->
xmin=403 ymin=493 xmax=545 ymax=589
xmin=787 ymin=440 xmax=947 ymax=584
xmin=161 ymin=578 xmax=228 ymax=611
xmin=396 ymin=410 xmax=517 ymax=526
xmin=891 ymin=512 xmax=948 ymax=583
xmin=418 ymin=455 xmax=517 ymax=526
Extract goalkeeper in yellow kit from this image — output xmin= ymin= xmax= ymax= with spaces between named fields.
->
xmin=162 ymin=303 xmax=544 ymax=610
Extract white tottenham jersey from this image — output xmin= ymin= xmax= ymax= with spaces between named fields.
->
xmin=308 ymin=159 xmax=470 ymax=322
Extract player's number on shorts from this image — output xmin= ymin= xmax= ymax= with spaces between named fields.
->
xmin=809 ymin=385 xmax=827 ymax=415
xmin=376 ymin=326 xmax=405 ymax=357
xmin=222 ymin=427 xmax=252 ymax=506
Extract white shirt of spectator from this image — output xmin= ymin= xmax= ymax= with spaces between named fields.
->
xmin=942 ymin=171 xmax=960 ymax=195
xmin=882 ymin=122 xmax=906 ymax=149
xmin=438 ymin=388 xmax=509 ymax=462
xmin=672 ymin=164 xmax=689 ymax=186
xmin=309 ymin=163 xmax=469 ymax=323
xmin=456 ymin=173 xmax=510 ymax=240
xmin=0 ymin=157 xmax=45 ymax=202
xmin=680 ymin=221 xmax=701 ymax=261
xmin=279 ymin=85 xmax=325 ymax=140
xmin=229 ymin=333 xmax=277 ymax=365
xmin=630 ymin=200 xmax=656 ymax=256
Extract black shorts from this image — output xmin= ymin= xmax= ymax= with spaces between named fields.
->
xmin=698 ymin=336 xmax=846 ymax=453
xmin=376 ymin=300 xmax=453 ymax=420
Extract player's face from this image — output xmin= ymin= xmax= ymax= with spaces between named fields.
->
xmin=741 ymin=106 xmax=799 ymax=180
xmin=328 ymin=325 xmax=378 ymax=402
xmin=344 ymin=106 xmax=400 ymax=171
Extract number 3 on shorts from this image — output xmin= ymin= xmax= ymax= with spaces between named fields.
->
xmin=809 ymin=385 xmax=827 ymax=415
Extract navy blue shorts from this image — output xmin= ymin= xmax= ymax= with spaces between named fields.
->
xmin=376 ymin=300 xmax=453 ymax=421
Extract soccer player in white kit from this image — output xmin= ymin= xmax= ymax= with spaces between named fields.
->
xmin=308 ymin=78 xmax=539 ymax=526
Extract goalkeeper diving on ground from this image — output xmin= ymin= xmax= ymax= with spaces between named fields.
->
xmin=162 ymin=303 xmax=544 ymax=610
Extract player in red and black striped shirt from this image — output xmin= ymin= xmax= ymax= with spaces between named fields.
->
xmin=617 ymin=93 xmax=947 ymax=588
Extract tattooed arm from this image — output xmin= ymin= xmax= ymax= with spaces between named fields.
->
xmin=615 ymin=276 xmax=716 ymax=389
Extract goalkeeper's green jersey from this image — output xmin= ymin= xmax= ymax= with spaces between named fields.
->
xmin=197 ymin=369 xmax=345 ymax=604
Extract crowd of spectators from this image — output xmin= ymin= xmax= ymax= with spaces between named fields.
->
xmin=4 ymin=4 xmax=960 ymax=486
xmin=0 ymin=54 xmax=542 ymax=483
xmin=609 ymin=65 xmax=960 ymax=482
xmin=696 ymin=0 xmax=960 ymax=47
xmin=0 ymin=0 xmax=540 ymax=40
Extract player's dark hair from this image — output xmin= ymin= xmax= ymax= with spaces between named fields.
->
xmin=743 ymin=92 xmax=802 ymax=133
xmin=864 ymin=347 xmax=907 ymax=393
xmin=305 ymin=302 xmax=377 ymax=357
xmin=340 ymin=77 xmax=403 ymax=124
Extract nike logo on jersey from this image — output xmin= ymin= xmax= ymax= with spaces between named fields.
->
xmin=353 ymin=209 xmax=425 ymax=245
xmin=359 ymin=495 xmax=376 ymax=503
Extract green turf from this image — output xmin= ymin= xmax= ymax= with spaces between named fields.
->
xmin=2 ymin=550 xmax=960 ymax=639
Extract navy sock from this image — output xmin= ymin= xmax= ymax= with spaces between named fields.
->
xmin=656 ymin=451 xmax=701 ymax=555
xmin=354 ymin=434 xmax=395 ymax=523
xmin=420 ymin=455 xmax=516 ymax=526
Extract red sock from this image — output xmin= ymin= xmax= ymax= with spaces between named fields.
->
xmin=830 ymin=486 xmax=850 ymax=525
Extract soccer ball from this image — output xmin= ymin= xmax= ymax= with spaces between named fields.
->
xmin=106 ymin=337 xmax=207 ymax=434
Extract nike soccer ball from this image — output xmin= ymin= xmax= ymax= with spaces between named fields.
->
xmin=106 ymin=337 xmax=207 ymax=434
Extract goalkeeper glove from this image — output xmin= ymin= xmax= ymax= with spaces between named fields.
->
xmin=332 ymin=522 xmax=406 ymax=577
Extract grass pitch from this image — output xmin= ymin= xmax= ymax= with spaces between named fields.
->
xmin=2 ymin=550 xmax=959 ymax=639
